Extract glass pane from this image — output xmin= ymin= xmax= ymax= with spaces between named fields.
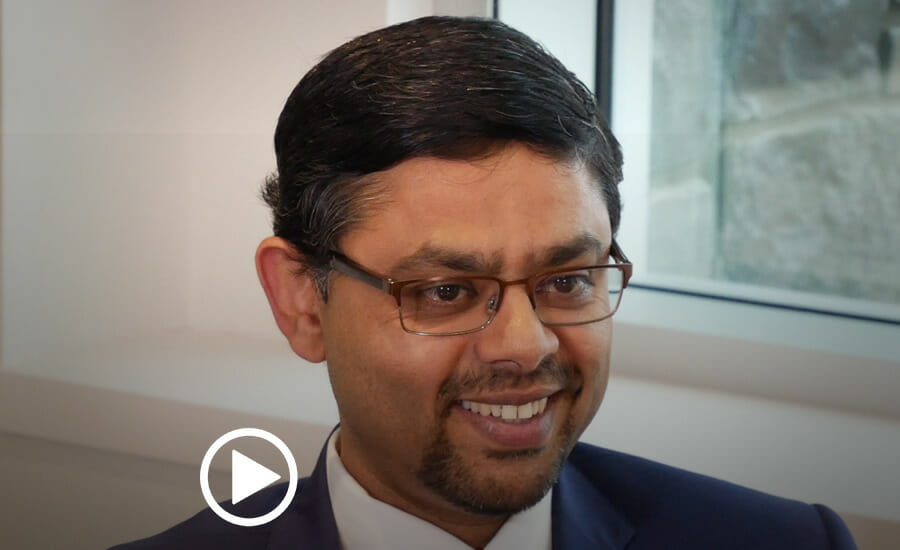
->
xmin=400 ymin=279 xmax=498 ymax=334
xmin=647 ymin=0 xmax=900 ymax=307
xmin=536 ymin=267 xmax=624 ymax=324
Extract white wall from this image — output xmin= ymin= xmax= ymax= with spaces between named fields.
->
xmin=1 ymin=0 xmax=388 ymax=373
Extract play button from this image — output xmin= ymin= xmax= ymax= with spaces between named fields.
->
xmin=200 ymin=428 xmax=299 ymax=527
xmin=231 ymin=449 xmax=282 ymax=504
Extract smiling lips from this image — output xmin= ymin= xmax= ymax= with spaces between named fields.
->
xmin=455 ymin=393 xmax=556 ymax=449
xmin=460 ymin=397 xmax=549 ymax=421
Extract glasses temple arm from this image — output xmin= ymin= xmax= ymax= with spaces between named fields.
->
xmin=330 ymin=253 xmax=393 ymax=294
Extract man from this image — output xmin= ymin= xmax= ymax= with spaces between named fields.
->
xmin=114 ymin=16 xmax=857 ymax=550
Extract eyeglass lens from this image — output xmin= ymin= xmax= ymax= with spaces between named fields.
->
xmin=398 ymin=267 xmax=625 ymax=335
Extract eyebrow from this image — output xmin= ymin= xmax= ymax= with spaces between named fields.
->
xmin=390 ymin=248 xmax=503 ymax=273
xmin=535 ymin=233 xmax=609 ymax=268
xmin=391 ymin=246 xmax=504 ymax=276
xmin=389 ymin=233 xmax=608 ymax=277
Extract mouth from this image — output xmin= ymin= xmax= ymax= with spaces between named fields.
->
xmin=459 ymin=396 xmax=548 ymax=422
xmin=452 ymin=392 xmax=560 ymax=449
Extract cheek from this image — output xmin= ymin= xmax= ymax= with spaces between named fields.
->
xmin=557 ymin=323 xmax=612 ymax=402
xmin=323 ymin=305 xmax=469 ymax=423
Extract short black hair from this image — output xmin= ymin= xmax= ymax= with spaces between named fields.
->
xmin=263 ymin=16 xmax=623 ymax=292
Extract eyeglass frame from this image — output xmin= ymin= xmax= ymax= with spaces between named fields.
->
xmin=328 ymin=240 xmax=633 ymax=336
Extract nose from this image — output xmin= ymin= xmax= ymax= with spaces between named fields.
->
xmin=473 ymin=283 xmax=559 ymax=373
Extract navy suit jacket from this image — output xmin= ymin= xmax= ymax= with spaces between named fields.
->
xmin=112 ymin=439 xmax=857 ymax=549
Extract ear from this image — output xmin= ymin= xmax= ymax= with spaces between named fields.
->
xmin=255 ymin=237 xmax=327 ymax=363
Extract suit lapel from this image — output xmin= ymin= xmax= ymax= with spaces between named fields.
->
xmin=266 ymin=432 xmax=342 ymax=550
xmin=552 ymin=457 xmax=635 ymax=549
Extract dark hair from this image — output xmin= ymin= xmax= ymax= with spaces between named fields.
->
xmin=263 ymin=16 xmax=623 ymax=294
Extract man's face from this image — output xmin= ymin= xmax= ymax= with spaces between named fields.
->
xmin=319 ymin=143 xmax=613 ymax=519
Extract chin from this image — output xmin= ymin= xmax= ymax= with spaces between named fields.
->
xmin=417 ymin=415 xmax=577 ymax=516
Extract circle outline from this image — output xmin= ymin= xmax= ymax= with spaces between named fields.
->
xmin=200 ymin=427 xmax=299 ymax=527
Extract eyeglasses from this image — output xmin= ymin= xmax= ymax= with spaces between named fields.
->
xmin=328 ymin=241 xmax=633 ymax=336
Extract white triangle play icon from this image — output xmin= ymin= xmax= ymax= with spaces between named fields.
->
xmin=231 ymin=449 xmax=282 ymax=505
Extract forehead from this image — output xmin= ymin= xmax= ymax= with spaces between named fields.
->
xmin=339 ymin=144 xmax=612 ymax=273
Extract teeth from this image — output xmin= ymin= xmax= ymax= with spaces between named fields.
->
xmin=518 ymin=402 xmax=533 ymax=418
xmin=461 ymin=396 xmax=549 ymax=422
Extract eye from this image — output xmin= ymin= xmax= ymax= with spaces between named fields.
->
xmin=426 ymin=284 xmax=465 ymax=302
xmin=538 ymin=273 xmax=593 ymax=295
xmin=552 ymin=276 xmax=579 ymax=293
xmin=416 ymin=281 xmax=478 ymax=305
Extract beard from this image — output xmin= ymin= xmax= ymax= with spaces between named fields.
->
xmin=415 ymin=356 xmax=581 ymax=516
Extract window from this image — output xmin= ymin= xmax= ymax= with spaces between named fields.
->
xmin=502 ymin=0 xmax=900 ymax=363
xmin=643 ymin=1 xmax=900 ymax=315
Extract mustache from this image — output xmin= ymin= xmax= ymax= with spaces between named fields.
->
xmin=438 ymin=356 xmax=578 ymax=403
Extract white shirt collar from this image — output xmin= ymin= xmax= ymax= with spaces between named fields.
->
xmin=325 ymin=429 xmax=553 ymax=550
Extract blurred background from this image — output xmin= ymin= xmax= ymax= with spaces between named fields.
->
xmin=2 ymin=1 xmax=898 ymax=548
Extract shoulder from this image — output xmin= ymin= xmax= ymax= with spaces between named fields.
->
xmin=564 ymin=442 xmax=856 ymax=549
xmin=108 ymin=480 xmax=304 ymax=550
